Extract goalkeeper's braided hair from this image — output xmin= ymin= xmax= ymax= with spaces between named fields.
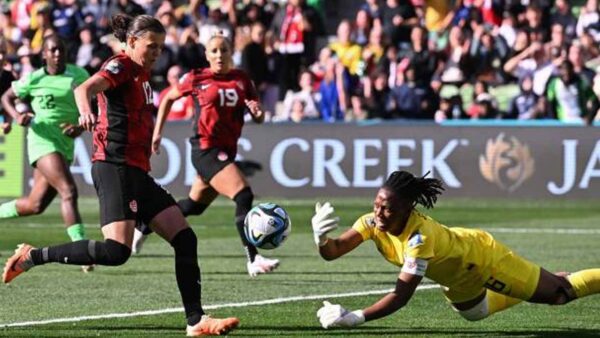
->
xmin=383 ymin=171 xmax=445 ymax=209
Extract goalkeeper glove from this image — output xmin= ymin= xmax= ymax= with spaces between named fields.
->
xmin=311 ymin=202 xmax=339 ymax=246
xmin=317 ymin=301 xmax=365 ymax=329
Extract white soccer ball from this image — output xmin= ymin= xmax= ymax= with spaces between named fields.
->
xmin=244 ymin=202 xmax=291 ymax=250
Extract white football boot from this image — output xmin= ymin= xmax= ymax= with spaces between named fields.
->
xmin=247 ymin=254 xmax=280 ymax=277
xmin=132 ymin=228 xmax=148 ymax=255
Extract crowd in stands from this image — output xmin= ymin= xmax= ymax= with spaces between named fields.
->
xmin=1 ymin=0 xmax=600 ymax=124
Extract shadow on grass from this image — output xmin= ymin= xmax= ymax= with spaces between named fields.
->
xmin=235 ymin=326 xmax=600 ymax=337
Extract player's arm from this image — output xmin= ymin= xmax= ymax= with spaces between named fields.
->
xmin=311 ymin=202 xmax=363 ymax=260
xmin=318 ymin=227 xmax=363 ymax=261
xmin=317 ymin=271 xmax=423 ymax=328
xmin=1 ymin=87 xmax=32 ymax=127
xmin=153 ymin=86 xmax=184 ymax=154
xmin=75 ymin=73 xmax=111 ymax=132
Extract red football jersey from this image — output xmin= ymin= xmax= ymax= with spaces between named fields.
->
xmin=93 ymin=53 xmax=156 ymax=172
xmin=177 ymin=68 xmax=258 ymax=157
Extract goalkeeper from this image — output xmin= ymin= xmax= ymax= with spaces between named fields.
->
xmin=312 ymin=170 xmax=600 ymax=329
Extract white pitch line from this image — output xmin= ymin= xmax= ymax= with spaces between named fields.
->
xmin=487 ymin=227 xmax=600 ymax=235
xmin=0 ymin=285 xmax=439 ymax=328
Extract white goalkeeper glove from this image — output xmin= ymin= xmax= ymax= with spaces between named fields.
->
xmin=317 ymin=301 xmax=365 ymax=329
xmin=311 ymin=202 xmax=339 ymax=247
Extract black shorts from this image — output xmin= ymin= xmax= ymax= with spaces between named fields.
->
xmin=91 ymin=161 xmax=176 ymax=226
xmin=191 ymin=147 xmax=235 ymax=182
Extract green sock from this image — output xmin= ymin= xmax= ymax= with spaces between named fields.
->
xmin=0 ymin=200 xmax=19 ymax=218
xmin=67 ymin=223 xmax=86 ymax=241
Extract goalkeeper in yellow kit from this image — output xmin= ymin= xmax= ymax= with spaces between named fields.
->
xmin=313 ymin=170 xmax=600 ymax=328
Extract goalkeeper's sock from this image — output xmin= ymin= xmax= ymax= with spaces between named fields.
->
xmin=567 ymin=269 xmax=600 ymax=298
xmin=0 ymin=200 xmax=19 ymax=218
xmin=486 ymin=290 xmax=522 ymax=315
xmin=66 ymin=223 xmax=86 ymax=241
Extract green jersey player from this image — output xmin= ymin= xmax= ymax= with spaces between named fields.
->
xmin=0 ymin=35 xmax=91 ymax=272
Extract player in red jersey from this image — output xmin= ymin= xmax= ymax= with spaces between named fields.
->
xmin=140 ymin=33 xmax=279 ymax=277
xmin=2 ymin=14 xmax=238 ymax=337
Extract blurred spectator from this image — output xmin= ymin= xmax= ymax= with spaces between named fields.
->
xmin=309 ymin=46 xmax=332 ymax=88
xmin=75 ymin=25 xmax=111 ymax=74
xmin=507 ymin=75 xmax=543 ymax=120
xmin=319 ymin=58 xmax=344 ymax=122
xmin=469 ymin=25 xmax=509 ymax=84
xmin=52 ymin=0 xmax=83 ymax=57
xmin=241 ymin=23 xmax=270 ymax=104
xmin=271 ymin=0 xmax=325 ymax=99
xmin=262 ymin=30 xmax=282 ymax=119
xmin=424 ymin=0 xmax=454 ymax=34
xmin=467 ymin=80 xmax=499 ymax=119
xmin=568 ymin=42 xmax=596 ymax=85
xmin=544 ymin=60 xmax=599 ymax=124
xmin=523 ymin=4 xmax=547 ymax=43
xmin=330 ymin=19 xmax=363 ymax=119
xmin=158 ymin=65 xmax=194 ymax=121
xmin=390 ymin=64 xmax=437 ymax=119
xmin=551 ymin=0 xmax=577 ymax=42
xmin=16 ymin=44 xmax=35 ymax=77
xmin=0 ymin=8 xmax=22 ymax=56
xmin=353 ymin=9 xmax=372 ymax=46
xmin=439 ymin=26 xmax=471 ymax=85
xmin=382 ymin=0 xmax=418 ymax=48
xmin=81 ymin=0 xmax=111 ymax=36
xmin=109 ymin=0 xmax=145 ymax=18
xmin=278 ymin=70 xmax=320 ymax=121
xmin=361 ymin=0 xmax=383 ymax=26
xmin=361 ymin=25 xmax=386 ymax=77
xmin=28 ymin=3 xmax=54 ymax=55
xmin=363 ymin=70 xmax=393 ymax=119
xmin=504 ymin=40 xmax=551 ymax=96
xmin=178 ymin=25 xmax=208 ymax=72
xmin=289 ymin=99 xmax=307 ymax=122
xmin=579 ymin=30 xmax=600 ymax=59
xmin=498 ymin=11 xmax=517 ymax=47
xmin=576 ymin=0 xmax=600 ymax=43
xmin=434 ymin=93 xmax=467 ymax=123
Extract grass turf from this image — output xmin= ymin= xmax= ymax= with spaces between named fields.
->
xmin=1 ymin=197 xmax=599 ymax=337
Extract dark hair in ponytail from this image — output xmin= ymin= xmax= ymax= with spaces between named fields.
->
xmin=110 ymin=14 xmax=165 ymax=43
xmin=383 ymin=171 xmax=445 ymax=209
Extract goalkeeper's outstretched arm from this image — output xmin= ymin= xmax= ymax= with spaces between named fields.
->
xmin=318 ymin=229 xmax=363 ymax=261
xmin=363 ymin=272 xmax=422 ymax=321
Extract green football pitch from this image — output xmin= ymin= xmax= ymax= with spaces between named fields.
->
xmin=1 ymin=197 xmax=599 ymax=337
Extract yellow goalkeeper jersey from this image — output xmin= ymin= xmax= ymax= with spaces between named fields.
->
xmin=352 ymin=210 xmax=507 ymax=289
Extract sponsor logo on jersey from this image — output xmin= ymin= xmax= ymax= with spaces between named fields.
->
xmin=129 ymin=200 xmax=138 ymax=213
xmin=408 ymin=232 xmax=423 ymax=248
xmin=200 ymin=84 xmax=211 ymax=90
xmin=217 ymin=151 xmax=228 ymax=162
xmin=365 ymin=216 xmax=376 ymax=227
xmin=480 ymin=133 xmax=535 ymax=192
xmin=105 ymin=60 xmax=123 ymax=74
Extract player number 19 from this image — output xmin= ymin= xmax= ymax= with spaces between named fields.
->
xmin=218 ymin=88 xmax=238 ymax=107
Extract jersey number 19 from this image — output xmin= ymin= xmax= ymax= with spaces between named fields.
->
xmin=218 ymin=88 xmax=238 ymax=107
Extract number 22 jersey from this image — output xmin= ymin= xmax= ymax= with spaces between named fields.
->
xmin=177 ymin=68 xmax=258 ymax=158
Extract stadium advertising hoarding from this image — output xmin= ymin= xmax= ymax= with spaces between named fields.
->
xmin=15 ymin=123 xmax=600 ymax=199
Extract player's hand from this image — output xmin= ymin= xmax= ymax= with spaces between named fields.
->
xmin=0 ymin=121 xmax=11 ymax=134
xmin=16 ymin=112 xmax=34 ymax=127
xmin=79 ymin=111 xmax=97 ymax=132
xmin=60 ymin=123 xmax=83 ymax=138
xmin=151 ymin=133 xmax=162 ymax=155
xmin=311 ymin=202 xmax=339 ymax=246
xmin=245 ymin=99 xmax=264 ymax=120
xmin=317 ymin=301 xmax=365 ymax=329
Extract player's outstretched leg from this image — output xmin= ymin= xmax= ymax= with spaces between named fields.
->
xmin=233 ymin=188 xmax=280 ymax=276
xmin=566 ymin=269 xmax=600 ymax=299
xmin=2 ymin=244 xmax=35 ymax=283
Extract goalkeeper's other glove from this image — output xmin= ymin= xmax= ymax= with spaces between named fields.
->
xmin=317 ymin=301 xmax=365 ymax=329
xmin=311 ymin=202 xmax=339 ymax=246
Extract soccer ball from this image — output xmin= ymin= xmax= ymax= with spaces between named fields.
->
xmin=244 ymin=202 xmax=291 ymax=250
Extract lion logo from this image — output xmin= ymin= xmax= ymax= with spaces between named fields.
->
xmin=479 ymin=133 xmax=535 ymax=192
